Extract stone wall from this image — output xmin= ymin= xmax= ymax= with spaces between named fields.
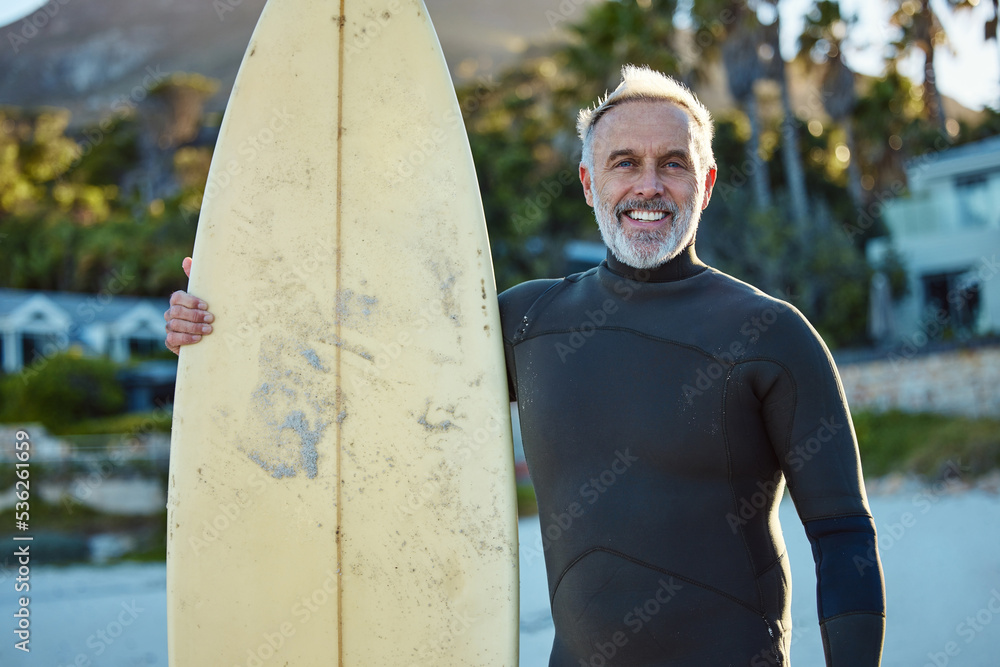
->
xmin=836 ymin=344 xmax=1000 ymax=418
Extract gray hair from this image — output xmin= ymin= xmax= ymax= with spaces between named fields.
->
xmin=578 ymin=65 xmax=716 ymax=174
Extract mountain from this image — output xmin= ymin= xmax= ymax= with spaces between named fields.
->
xmin=0 ymin=0 xmax=601 ymax=127
xmin=2 ymin=0 xmax=985 ymax=133
xmin=0 ymin=0 xmax=266 ymax=123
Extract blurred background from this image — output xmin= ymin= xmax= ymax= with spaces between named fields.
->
xmin=0 ymin=0 xmax=998 ymax=665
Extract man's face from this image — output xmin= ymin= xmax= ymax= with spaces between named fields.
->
xmin=580 ymin=101 xmax=717 ymax=269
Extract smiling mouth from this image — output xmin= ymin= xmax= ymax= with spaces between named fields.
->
xmin=625 ymin=210 xmax=668 ymax=222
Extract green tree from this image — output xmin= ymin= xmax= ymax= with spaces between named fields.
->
xmin=798 ymin=0 xmax=864 ymax=209
xmin=460 ymin=63 xmax=593 ymax=288
xmin=560 ymin=0 xmax=682 ymax=102
xmin=719 ymin=3 xmax=773 ymax=209
xmin=134 ymin=73 xmax=219 ymax=203
xmin=759 ymin=1 xmax=811 ymax=230
xmin=889 ymin=0 xmax=949 ymax=134
xmin=0 ymin=109 xmax=116 ymax=223
xmin=0 ymin=76 xmax=208 ymax=295
xmin=699 ymin=116 xmax=872 ymax=347
xmin=457 ymin=0 xmax=897 ymax=346
xmin=0 ymin=353 xmax=125 ymax=432
xmin=686 ymin=0 xmax=737 ymax=86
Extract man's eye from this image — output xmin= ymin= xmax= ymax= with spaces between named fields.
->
xmin=615 ymin=160 xmax=634 ymax=168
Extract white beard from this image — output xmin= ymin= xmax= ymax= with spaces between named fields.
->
xmin=593 ymin=189 xmax=700 ymax=270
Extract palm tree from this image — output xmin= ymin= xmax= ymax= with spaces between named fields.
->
xmin=134 ymin=73 xmax=218 ymax=203
xmin=799 ymin=1 xmax=863 ymax=209
xmin=759 ymin=1 xmax=810 ymax=231
xmin=848 ymin=67 xmax=918 ymax=240
xmin=826 ymin=55 xmax=864 ymax=209
xmin=890 ymin=0 xmax=949 ymax=135
xmin=720 ymin=4 xmax=772 ymax=209
xmin=560 ymin=0 xmax=682 ymax=108
xmin=685 ymin=0 xmax=776 ymax=210
xmin=685 ymin=0 xmax=734 ymax=87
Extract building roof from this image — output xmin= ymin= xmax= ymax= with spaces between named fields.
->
xmin=0 ymin=288 xmax=169 ymax=325
xmin=907 ymin=134 xmax=1000 ymax=191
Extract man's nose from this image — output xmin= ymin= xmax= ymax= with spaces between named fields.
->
xmin=632 ymin=166 xmax=664 ymax=198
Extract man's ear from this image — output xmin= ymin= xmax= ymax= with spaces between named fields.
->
xmin=701 ymin=166 xmax=717 ymax=210
xmin=580 ymin=163 xmax=595 ymax=208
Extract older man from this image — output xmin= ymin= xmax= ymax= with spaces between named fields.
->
xmin=166 ymin=65 xmax=885 ymax=666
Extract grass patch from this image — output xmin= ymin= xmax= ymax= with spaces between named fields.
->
xmin=0 ymin=498 xmax=164 ymax=535
xmin=57 ymin=410 xmax=172 ymax=436
xmin=511 ymin=410 xmax=1000 ymax=517
xmin=854 ymin=410 xmax=1000 ymax=480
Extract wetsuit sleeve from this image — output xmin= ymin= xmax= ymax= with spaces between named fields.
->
xmin=753 ymin=306 xmax=885 ymax=666
xmin=806 ymin=516 xmax=886 ymax=665
xmin=498 ymin=279 xmax=561 ymax=402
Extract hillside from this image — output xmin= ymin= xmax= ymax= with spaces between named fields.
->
xmin=0 ymin=0 xmax=601 ymax=126
xmin=0 ymin=0 xmax=985 ymax=133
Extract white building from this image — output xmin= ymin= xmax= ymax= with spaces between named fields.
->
xmin=0 ymin=288 xmax=168 ymax=373
xmin=869 ymin=135 xmax=1000 ymax=341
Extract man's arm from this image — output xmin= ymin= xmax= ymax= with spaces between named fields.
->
xmin=753 ymin=304 xmax=886 ymax=666
xmin=164 ymin=257 xmax=215 ymax=354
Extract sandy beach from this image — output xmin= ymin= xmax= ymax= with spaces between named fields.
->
xmin=2 ymin=487 xmax=998 ymax=666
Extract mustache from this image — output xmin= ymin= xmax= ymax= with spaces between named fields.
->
xmin=613 ymin=198 xmax=679 ymax=218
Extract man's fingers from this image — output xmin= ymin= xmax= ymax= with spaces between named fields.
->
xmin=163 ymin=284 xmax=215 ymax=354
xmin=164 ymin=303 xmax=215 ymax=326
xmin=182 ymin=256 xmax=193 ymax=278
xmin=164 ymin=288 xmax=214 ymax=355
xmin=165 ymin=315 xmax=213 ymax=335
xmin=165 ymin=331 xmax=202 ymax=356
xmin=168 ymin=290 xmax=208 ymax=310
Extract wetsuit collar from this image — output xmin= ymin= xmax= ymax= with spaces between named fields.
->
xmin=604 ymin=243 xmax=707 ymax=283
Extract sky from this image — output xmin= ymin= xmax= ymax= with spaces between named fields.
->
xmin=1 ymin=0 xmax=998 ymax=110
xmin=778 ymin=0 xmax=1000 ymax=111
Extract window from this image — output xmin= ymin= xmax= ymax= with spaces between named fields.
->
xmin=126 ymin=320 xmax=163 ymax=358
xmin=129 ymin=336 xmax=161 ymax=357
xmin=21 ymin=333 xmax=62 ymax=365
xmin=954 ymin=173 xmax=995 ymax=229
xmin=921 ymin=269 xmax=981 ymax=333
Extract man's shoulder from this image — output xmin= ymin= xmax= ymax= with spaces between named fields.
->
xmin=498 ymin=278 xmax=563 ymax=333
xmin=700 ymin=267 xmax=822 ymax=347
xmin=701 ymin=267 xmax=792 ymax=310
xmin=499 ymin=277 xmax=563 ymax=297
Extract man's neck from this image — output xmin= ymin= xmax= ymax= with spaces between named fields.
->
xmin=605 ymin=244 xmax=706 ymax=283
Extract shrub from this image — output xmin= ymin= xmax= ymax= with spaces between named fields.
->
xmin=854 ymin=410 xmax=1000 ymax=479
xmin=0 ymin=353 xmax=125 ymax=432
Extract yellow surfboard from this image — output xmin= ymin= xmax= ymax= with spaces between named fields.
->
xmin=166 ymin=0 xmax=519 ymax=664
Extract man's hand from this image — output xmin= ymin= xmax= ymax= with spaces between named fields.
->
xmin=164 ymin=257 xmax=214 ymax=355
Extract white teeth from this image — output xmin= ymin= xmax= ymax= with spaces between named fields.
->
xmin=627 ymin=210 xmax=667 ymax=222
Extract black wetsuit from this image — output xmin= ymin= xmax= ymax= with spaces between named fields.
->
xmin=499 ymin=245 xmax=886 ymax=666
